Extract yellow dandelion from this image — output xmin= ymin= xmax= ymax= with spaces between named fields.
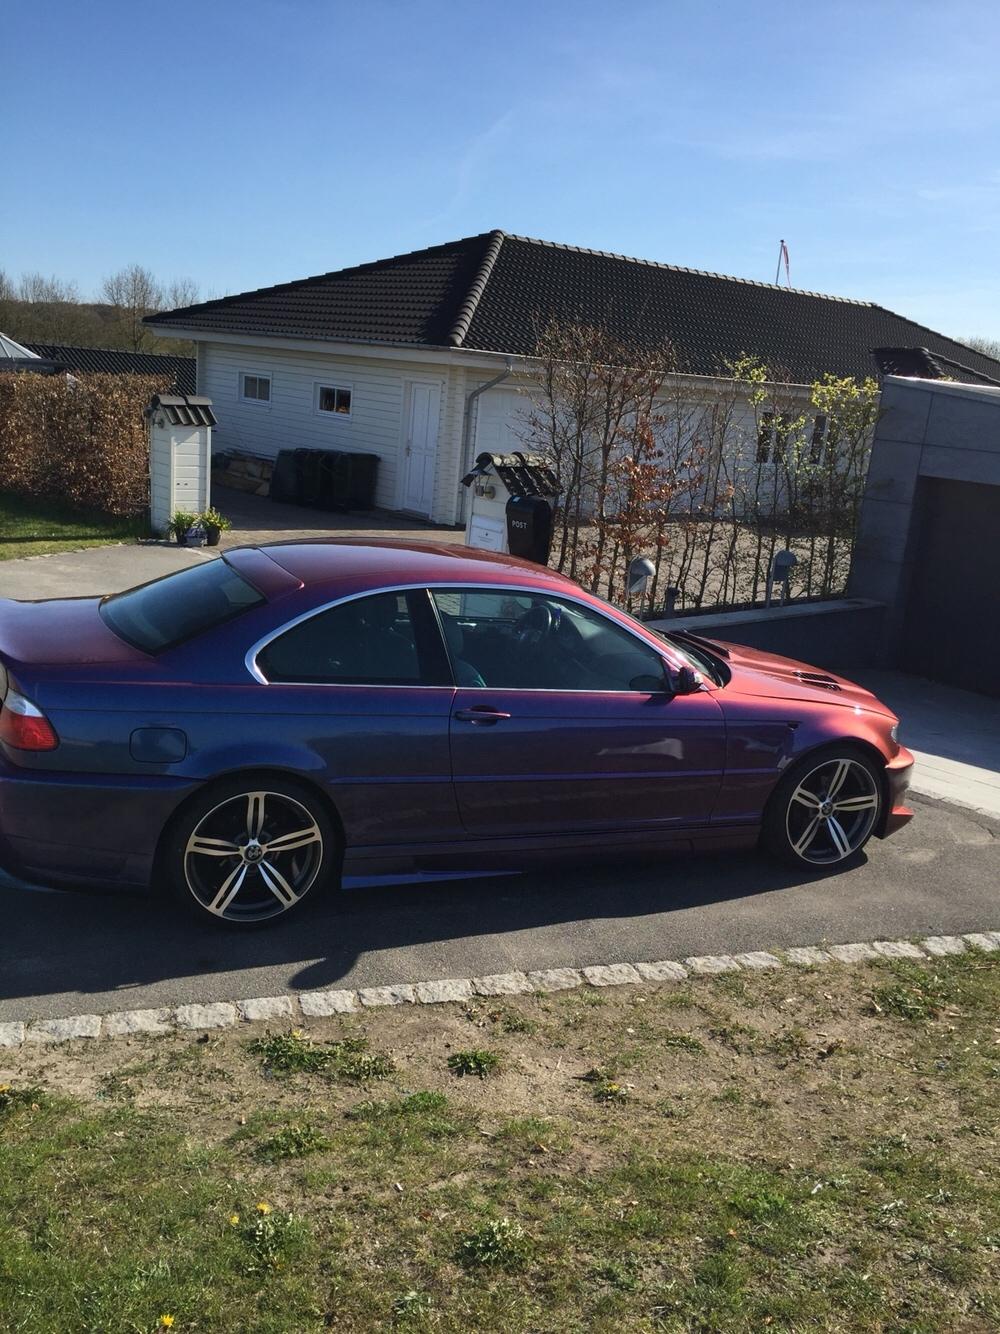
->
xmin=229 ymin=1213 xmax=240 ymax=1226
xmin=256 ymin=1200 xmax=272 ymax=1215
xmin=158 ymin=1317 xmax=175 ymax=1330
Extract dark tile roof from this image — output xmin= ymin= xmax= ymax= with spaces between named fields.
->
xmin=24 ymin=343 xmax=196 ymax=395
xmin=146 ymin=235 xmax=498 ymax=349
xmin=145 ymin=230 xmax=1000 ymax=385
xmin=872 ymin=346 xmax=1000 ymax=387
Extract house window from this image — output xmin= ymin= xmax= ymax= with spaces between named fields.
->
xmin=810 ymin=415 xmax=827 ymax=463
xmin=756 ymin=411 xmax=794 ymax=463
xmin=241 ymin=373 xmax=271 ymax=403
xmin=316 ymin=384 xmax=352 ymax=416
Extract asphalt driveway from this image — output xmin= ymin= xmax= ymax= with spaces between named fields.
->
xmin=2 ymin=793 xmax=997 ymax=1025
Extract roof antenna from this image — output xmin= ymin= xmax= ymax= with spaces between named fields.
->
xmin=775 ymin=239 xmax=791 ymax=286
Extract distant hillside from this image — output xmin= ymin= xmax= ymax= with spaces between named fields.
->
xmin=0 ymin=297 xmax=192 ymax=356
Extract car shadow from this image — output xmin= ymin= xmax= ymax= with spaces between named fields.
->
xmin=0 ymin=848 xmax=861 ymax=1012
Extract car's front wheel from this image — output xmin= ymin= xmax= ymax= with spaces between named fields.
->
xmin=762 ymin=747 xmax=884 ymax=868
xmin=163 ymin=776 xmax=338 ymax=926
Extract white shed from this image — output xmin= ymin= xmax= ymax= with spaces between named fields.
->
xmin=147 ymin=393 xmax=217 ymax=533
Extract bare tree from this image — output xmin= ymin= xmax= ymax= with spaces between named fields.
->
xmin=101 ymin=264 xmax=164 ymax=351
xmin=961 ymin=335 xmax=1000 ymax=360
xmin=519 ymin=323 xmax=880 ymax=613
xmin=164 ymin=277 xmax=200 ymax=311
xmin=17 ymin=272 xmax=79 ymax=303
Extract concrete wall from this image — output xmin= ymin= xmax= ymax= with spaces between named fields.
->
xmin=848 ymin=375 xmax=1000 ymax=660
xmin=647 ymin=599 xmax=886 ymax=674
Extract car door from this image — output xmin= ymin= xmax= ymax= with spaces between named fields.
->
xmin=429 ymin=588 xmax=726 ymax=838
xmin=253 ymin=589 xmax=460 ymax=846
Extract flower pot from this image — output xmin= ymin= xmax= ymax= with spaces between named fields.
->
xmin=206 ymin=525 xmax=221 ymax=547
xmin=175 ymin=530 xmax=189 ymax=547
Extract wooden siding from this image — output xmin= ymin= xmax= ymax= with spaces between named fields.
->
xmin=197 ymin=342 xmax=460 ymax=522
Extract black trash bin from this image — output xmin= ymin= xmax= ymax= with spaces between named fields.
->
xmin=314 ymin=451 xmax=379 ymax=511
xmin=344 ymin=452 xmax=379 ymax=510
xmin=506 ymin=494 xmax=553 ymax=565
xmin=269 ymin=450 xmax=298 ymax=504
xmin=294 ymin=449 xmax=324 ymax=505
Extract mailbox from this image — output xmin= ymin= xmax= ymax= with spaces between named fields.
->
xmin=461 ymin=451 xmax=560 ymax=561
xmin=506 ymin=494 xmax=553 ymax=564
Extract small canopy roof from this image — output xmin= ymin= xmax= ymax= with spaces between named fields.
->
xmin=149 ymin=393 xmax=217 ymax=427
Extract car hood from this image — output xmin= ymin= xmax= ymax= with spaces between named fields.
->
xmin=0 ymin=596 xmax=147 ymax=668
xmin=710 ymin=639 xmax=895 ymax=718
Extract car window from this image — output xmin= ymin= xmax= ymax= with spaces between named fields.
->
xmin=100 ymin=558 xmax=265 ymax=653
xmin=259 ymin=591 xmax=430 ymax=685
xmin=430 ymin=588 xmax=668 ymax=693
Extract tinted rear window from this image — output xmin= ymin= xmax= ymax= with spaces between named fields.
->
xmin=100 ymin=559 xmax=264 ymax=653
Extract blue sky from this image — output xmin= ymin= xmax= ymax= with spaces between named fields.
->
xmin=4 ymin=0 xmax=999 ymax=339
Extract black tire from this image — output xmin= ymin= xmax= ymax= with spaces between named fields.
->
xmin=161 ymin=775 xmax=339 ymax=927
xmin=761 ymin=745 xmax=884 ymax=869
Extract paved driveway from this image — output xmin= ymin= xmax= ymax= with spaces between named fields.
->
xmin=2 ymin=794 xmax=997 ymax=1024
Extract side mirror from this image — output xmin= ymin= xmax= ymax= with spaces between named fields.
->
xmin=629 ymin=672 xmax=670 ymax=694
xmin=669 ymin=664 xmax=704 ymax=695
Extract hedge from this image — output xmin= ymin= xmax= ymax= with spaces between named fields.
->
xmin=0 ymin=372 xmax=169 ymax=518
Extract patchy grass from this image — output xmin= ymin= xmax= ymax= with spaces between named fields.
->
xmin=447 ymin=1047 xmax=502 ymax=1079
xmin=0 ymin=491 xmax=146 ymax=560
xmin=247 ymin=1030 xmax=394 ymax=1082
xmin=254 ymin=1122 xmax=331 ymax=1163
xmin=3 ymin=951 xmax=1000 ymax=1331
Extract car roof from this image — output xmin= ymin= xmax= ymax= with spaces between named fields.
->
xmin=230 ymin=539 xmax=581 ymax=593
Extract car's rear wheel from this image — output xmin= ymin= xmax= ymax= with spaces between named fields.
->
xmin=163 ymin=777 xmax=338 ymax=926
xmin=762 ymin=747 xmax=883 ymax=868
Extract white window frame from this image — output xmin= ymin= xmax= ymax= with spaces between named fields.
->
xmin=313 ymin=381 xmax=354 ymax=419
xmin=239 ymin=370 xmax=273 ymax=407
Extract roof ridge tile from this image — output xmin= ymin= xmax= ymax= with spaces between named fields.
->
xmin=447 ymin=230 xmax=506 ymax=347
xmin=501 ymin=232 xmax=875 ymax=306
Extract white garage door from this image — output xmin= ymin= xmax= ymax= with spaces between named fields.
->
xmin=474 ymin=387 xmax=531 ymax=460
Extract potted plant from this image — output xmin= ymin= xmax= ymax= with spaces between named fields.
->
xmin=200 ymin=507 xmax=233 ymax=547
xmin=169 ymin=511 xmax=199 ymax=546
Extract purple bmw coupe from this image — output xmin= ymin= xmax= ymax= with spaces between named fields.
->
xmin=0 ymin=541 xmax=914 ymax=927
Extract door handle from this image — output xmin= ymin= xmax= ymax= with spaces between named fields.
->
xmin=454 ymin=706 xmax=511 ymax=724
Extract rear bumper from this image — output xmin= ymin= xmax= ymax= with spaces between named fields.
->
xmin=880 ymin=746 xmax=915 ymax=837
xmin=0 ymin=754 xmax=196 ymax=891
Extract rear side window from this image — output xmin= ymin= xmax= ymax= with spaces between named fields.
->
xmin=101 ymin=559 xmax=264 ymax=653
xmin=257 ymin=590 xmax=447 ymax=686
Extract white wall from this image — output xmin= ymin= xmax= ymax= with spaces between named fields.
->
xmin=197 ymin=341 xmax=459 ymax=522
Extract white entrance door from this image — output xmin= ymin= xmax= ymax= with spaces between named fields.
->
xmin=401 ymin=382 xmax=440 ymax=516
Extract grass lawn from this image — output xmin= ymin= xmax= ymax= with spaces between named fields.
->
xmin=0 ymin=492 xmax=145 ymax=561
xmin=2 ymin=952 xmax=1000 ymax=1332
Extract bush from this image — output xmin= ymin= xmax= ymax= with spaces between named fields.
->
xmin=0 ymin=372 xmax=168 ymax=518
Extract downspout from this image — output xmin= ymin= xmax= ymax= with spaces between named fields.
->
xmin=461 ymin=358 xmax=514 ymax=475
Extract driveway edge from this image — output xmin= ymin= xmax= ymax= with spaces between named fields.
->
xmin=3 ymin=929 xmax=998 ymax=1050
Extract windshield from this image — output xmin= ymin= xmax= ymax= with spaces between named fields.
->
xmin=100 ymin=559 xmax=264 ymax=653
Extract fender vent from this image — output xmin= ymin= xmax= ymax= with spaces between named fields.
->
xmin=795 ymin=670 xmax=841 ymax=692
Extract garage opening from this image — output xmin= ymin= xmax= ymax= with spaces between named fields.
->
xmin=901 ymin=477 xmax=1000 ymax=696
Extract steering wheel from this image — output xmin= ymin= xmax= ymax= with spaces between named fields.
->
xmin=513 ymin=603 xmax=553 ymax=649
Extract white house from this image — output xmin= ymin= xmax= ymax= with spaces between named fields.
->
xmin=146 ymin=231 xmax=1000 ymax=525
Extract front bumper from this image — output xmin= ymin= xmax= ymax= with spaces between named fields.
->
xmin=879 ymin=745 xmax=915 ymax=837
xmin=0 ymin=753 xmax=196 ymax=891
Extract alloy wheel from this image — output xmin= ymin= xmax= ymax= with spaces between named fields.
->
xmin=784 ymin=756 xmax=881 ymax=865
xmin=183 ymin=789 xmax=324 ymax=923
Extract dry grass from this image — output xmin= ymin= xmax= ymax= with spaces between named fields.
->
xmin=2 ymin=952 xmax=999 ymax=1331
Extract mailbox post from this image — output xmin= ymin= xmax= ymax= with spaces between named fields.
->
xmin=461 ymin=451 xmax=560 ymax=562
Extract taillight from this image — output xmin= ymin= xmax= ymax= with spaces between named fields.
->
xmin=0 ymin=689 xmax=59 ymax=751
